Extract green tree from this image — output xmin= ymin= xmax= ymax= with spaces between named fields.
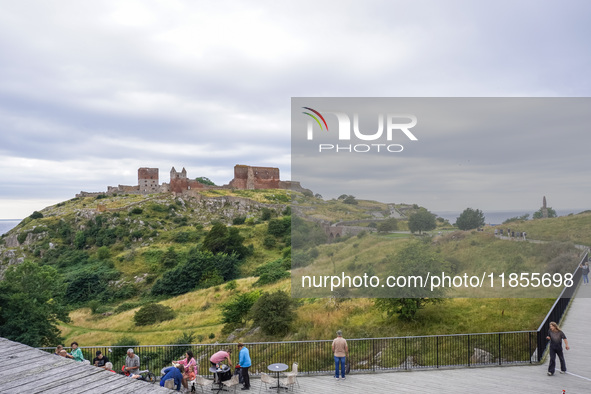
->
xmin=196 ymin=177 xmax=216 ymax=186
xmin=377 ymin=218 xmax=398 ymax=233
xmin=220 ymin=290 xmax=262 ymax=327
xmin=161 ymin=246 xmax=178 ymax=269
xmin=455 ymin=208 xmax=485 ymax=230
xmin=202 ymin=223 xmax=250 ymax=259
xmin=374 ymin=241 xmax=448 ymax=320
xmin=250 ymin=291 xmax=298 ymax=336
xmin=30 ymin=211 xmax=44 ymax=219
xmin=533 ymin=207 xmax=557 ymax=219
xmin=133 ymin=303 xmax=176 ymax=326
xmin=343 ymin=195 xmax=358 ymax=205
xmin=0 ymin=261 xmax=70 ymax=346
xmin=408 ymin=209 xmax=436 ymax=234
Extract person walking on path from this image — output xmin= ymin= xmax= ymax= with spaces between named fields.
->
xmin=546 ymin=321 xmax=569 ymax=375
xmin=332 ymin=330 xmax=348 ymax=380
xmin=237 ymin=343 xmax=251 ymax=390
xmin=581 ymin=262 xmax=589 ymax=285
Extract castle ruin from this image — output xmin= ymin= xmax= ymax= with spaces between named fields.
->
xmin=77 ymin=164 xmax=310 ymax=197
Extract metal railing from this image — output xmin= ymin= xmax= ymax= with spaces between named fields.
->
xmin=39 ymin=330 xmax=537 ymax=377
xmin=535 ymin=249 xmax=588 ymax=361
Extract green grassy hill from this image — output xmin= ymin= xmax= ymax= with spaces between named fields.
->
xmin=0 ymin=191 xmax=587 ymax=347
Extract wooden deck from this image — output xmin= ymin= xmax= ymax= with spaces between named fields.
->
xmin=0 ymin=338 xmax=170 ymax=393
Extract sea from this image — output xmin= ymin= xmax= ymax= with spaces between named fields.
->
xmin=0 ymin=219 xmax=21 ymax=236
xmin=433 ymin=209 xmax=587 ymax=226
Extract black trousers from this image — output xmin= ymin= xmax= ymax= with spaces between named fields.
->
xmin=548 ymin=345 xmax=566 ymax=374
xmin=241 ymin=366 xmax=250 ymax=388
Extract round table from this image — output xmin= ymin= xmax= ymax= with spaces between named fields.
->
xmin=267 ymin=363 xmax=288 ymax=393
xmin=209 ymin=366 xmax=230 ymax=393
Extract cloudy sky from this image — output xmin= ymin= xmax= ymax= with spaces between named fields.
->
xmin=1 ymin=0 xmax=590 ymax=218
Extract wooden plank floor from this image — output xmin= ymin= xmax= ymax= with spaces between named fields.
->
xmin=0 ymin=338 xmax=170 ymax=393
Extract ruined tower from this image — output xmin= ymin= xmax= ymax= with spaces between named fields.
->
xmin=138 ymin=167 xmax=159 ymax=193
xmin=542 ymin=196 xmax=548 ymax=218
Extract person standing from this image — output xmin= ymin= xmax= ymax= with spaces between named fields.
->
xmin=332 ymin=330 xmax=348 ymax=380
xmin=546 ymin=321 xmax=569 ymax=375
xmin=581 ymin=262 xmax=589 ymax=285
xmin=237 ymin=343 xmax=251 ymax=390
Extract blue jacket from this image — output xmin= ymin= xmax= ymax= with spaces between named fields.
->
xmin=160 ymin=366 xmax=183 ymax=391
xmin=239 ymin=347 xmax=251 ymax=368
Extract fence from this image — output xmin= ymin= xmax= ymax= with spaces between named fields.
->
xmin=39 ymin=252 xmax=589 ymax=377
xmin=39 ymin=330 xmax=538 ymax=378
xmin=535 ymin=248 xmax=588 ymax=361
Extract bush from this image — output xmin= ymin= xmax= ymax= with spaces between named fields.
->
xmin=261 ymin=208 xmax=273 ymax=221
xmin=30 ymin=211 xmax=44 ymax=219
xmin=220 ymin=290 xmax=262 ymax=327
xmin=268 ymin=217 xmax=291 ymax=238
xmin=17 ymin=232 xmax=28 ymax=245
xmin=232 ymin=216 xmax=246 ymax=225
xmin=151 ymin=250 xmax=239 ymax=297
xmin=254 ymin=259 xmax=290 ymax=286
xmin=130 ymin=207 xmax=143 ymax=215
xmin=263 ymin=235 xmax=276 ymax=249
xmin=250 ymin=291 xmax=298 ymax=336
xmin=133 ymin=303 xmax=176 ymax=326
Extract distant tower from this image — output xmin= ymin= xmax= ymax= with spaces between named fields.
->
xmin=542 ymin=196 xmax=548 ymax=218
xmin=170 ymin=167 xmax=188 ymax=180
xmin=138 ymin=167 xmax=159 ymax=193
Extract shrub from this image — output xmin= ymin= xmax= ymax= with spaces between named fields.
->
xmin=261 ymin=208 xmax=273 ymax=221
xmin=30 ymin=211 xmax=44 ymax=219
xmin=267 ymin=217 xmax=291 ymax=238
xmin=133 ymin=303 xmax=176 ymax=326
xmin=17 ymin=232 xmax=28 ymax=245
xmin=250 ymin=291 xmax=298 ymax=336
xmin=263 ymin=235 xmax=276 ymax=249
xmin=232 ymin=216 xmax=246 ymax=225
xmin=130 ymin=207 xmax=143 ymax=215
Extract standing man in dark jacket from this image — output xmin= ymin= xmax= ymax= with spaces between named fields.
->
xmin=546 ymin=321 xmax=569 ymax=375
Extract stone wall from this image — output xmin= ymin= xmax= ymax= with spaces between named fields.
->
xmin=229 ymin=165 xmax=280 ymax=190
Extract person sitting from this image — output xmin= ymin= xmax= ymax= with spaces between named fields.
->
xmin=104 ymin=362 xmax=116 ymax=373
xmin=70 ymin=342 xmax=85 ymax=362
xmin=54 ymin=345 xmax=64 ymax=356
xmin=59 ymin=349 xmax=70 ymax=358
xmin=93 ymin=350 xmax=110 ymax=369
xmin=174 ymin=350 xmax=197 ymax=389
xmin=187 ymin=365 xmax=196 ymax=382
xmin=160 ymin=365 xmax=184 ymax=391
xmin=124 ymin=348 xmax=140 ymax=376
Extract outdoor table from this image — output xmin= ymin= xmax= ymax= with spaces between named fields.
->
xmin=209 ymin=366 xmax=229 ymax=393
xmin=267 ymin=363 xmax=289 ymax=393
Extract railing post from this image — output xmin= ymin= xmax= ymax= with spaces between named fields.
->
xmin=468 ymin=334 xmax=471 ymax=367
xmin=436 ymin=336 xmax=439 ymax=368
xmin=498 ymin=333 xmax=501 ymax=365
xmin=404 ymin=338 xmax=407 ymax=370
